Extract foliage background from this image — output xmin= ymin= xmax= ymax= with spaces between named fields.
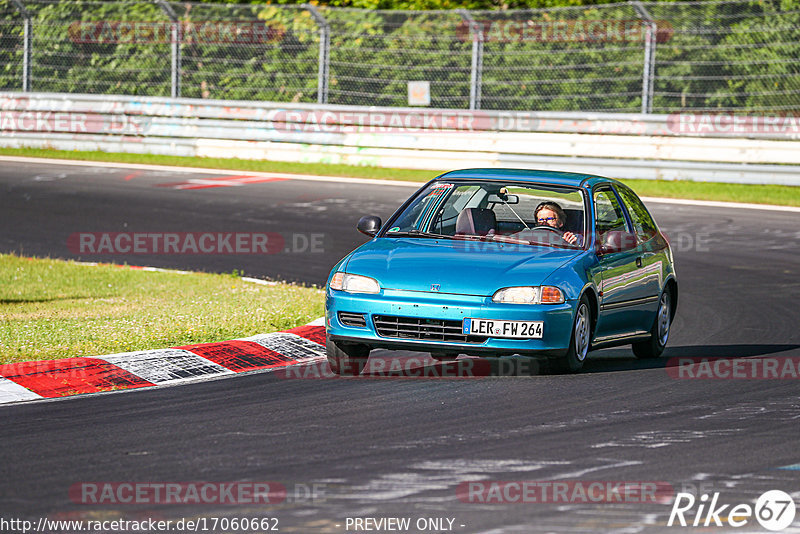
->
xmin=1 ymin=0 xmax=798 ymax=112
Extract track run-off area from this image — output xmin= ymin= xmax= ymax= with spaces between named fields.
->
xmin=1 ymin=158 xmax=799 ymax=533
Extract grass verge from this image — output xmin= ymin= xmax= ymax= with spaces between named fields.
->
xmin=0 ymin=253 xmax=325 ymax=364
xmin=1 ymin=147 xmax=798 ymax=207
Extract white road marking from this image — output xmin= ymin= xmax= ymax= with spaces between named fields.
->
xmin=0 ymin=156 xmax=420 ymax=188
xmin=4 ymin=155 xmax=798 ymax=211
xmin=640 ymin=196 xmax=800 ymax=212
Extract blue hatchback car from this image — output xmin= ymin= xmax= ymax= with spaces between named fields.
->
xmin=325 ymin=169 xmax=677 ymax=374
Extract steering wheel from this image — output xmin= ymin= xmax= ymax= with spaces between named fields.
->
xmin=529 ymin=225 xmax=564 ymax=236
xmin=510 ymin=225 xmax=565 ymax=245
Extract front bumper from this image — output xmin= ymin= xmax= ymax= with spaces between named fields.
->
xmin=326 ymin=288 xmax=576 ymax=357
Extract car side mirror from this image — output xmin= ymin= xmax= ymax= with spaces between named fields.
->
xmin=357 ymin=215 xmax=382 ymax=237
xmin=597 ymin=230 xmax=638 ymax=255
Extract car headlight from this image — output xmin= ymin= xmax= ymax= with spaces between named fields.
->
xmin=329 ymin=272 xmax=381 ymax=294
xmin=492 ymin=286 xmax=538 ymax=304
xmin=492 ymin=286 xmax=565 ymax=304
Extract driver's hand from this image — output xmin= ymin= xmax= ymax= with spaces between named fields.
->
xmin=562 ymin=231 xmax=577 ymax=244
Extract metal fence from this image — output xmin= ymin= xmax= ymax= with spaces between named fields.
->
xmin=1 ymin=0 xmax=799 ymax=113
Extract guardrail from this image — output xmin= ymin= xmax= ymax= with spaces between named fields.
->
xmin=3 ymin=1 xmax=800 ymax=114
xmin=1 ymin=92 xmax=799 ymax=185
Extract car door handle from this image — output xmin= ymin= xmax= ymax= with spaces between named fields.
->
xmin=635 ymin=257 xmax=643 ymax=268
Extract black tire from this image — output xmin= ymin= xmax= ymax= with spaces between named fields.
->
xmin=632 ymin=289 xmax=672 ymax=359
xmin=551 ymin=295 xmax=592 ymax=374
xmin=326 ymin=335 xmax=370 ymax=375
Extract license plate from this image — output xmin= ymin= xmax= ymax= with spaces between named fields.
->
xmin=463 ymin=318 xmax=543 ymax=339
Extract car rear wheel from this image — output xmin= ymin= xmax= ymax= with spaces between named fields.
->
xmin=551 ymin=295 xmax=591 ymax=374
xmin=632 ymin=289 xmax=672 ymax=359
xmin=326 ymin=335 xmax=370 ymax=375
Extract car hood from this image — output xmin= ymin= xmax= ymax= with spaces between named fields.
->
xmin=344 ymin=237 xmax=582 ymax=296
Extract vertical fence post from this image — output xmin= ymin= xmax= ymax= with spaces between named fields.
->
xmin=156 ymin=0 xmax=181 ymax=98
xmin=10 ymin=0 xmax=32 ymax=92
xmin=458 ymin=9 xmax=483 ymax=110
xmin=631 ymin=1 xmax=656 ymax=114
xmin=304 ymin=4 xmax=330 ymax=105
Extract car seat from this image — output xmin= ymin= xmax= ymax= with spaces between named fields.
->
xmin=455 ymin=208 xmax=496 ymax=236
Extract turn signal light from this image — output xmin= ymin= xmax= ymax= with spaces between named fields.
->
xmin=540 ymin=286 xmax=565 ymax=304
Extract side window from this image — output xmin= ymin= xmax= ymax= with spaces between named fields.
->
xmin=392 ymin=194 xmax=432 ymax=231
xmin=430 ymin=186 xmax=481 ymax=234
xmin=616 ymin=186 xmax=658 ymax=243
xmin=593 ymin=188 xmax=628 ymax=235
xmin=393 ymin=183 xmax=453 ymax=232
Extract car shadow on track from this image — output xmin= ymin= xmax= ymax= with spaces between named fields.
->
xmin=580 ymin=344 xmax=800 ymax=374
xmin=332 ymin=344 xmax=800 ymax=378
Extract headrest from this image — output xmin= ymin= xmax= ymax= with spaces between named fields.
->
xmin=456 ymin=208 xmax=496 ymax=236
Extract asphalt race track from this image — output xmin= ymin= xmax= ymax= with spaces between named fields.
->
xmin=1 ymin=160 xmax=799 ymax=533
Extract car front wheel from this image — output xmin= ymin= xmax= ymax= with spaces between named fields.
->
xmin=551 ymin=295 xmax=591 ymax=373
xmin=326 ymin=335 xmax=370 ymax=375
xmin=632 ymin=289 xmax=672 ymax=359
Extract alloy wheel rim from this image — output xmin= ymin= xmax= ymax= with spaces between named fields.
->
xmin=657 ymin=292 xmax=671 ymax=346
xmin=575 ymin=304 xmax=590 ymax=361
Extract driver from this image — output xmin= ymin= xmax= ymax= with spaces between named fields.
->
xmin=534 ymin=201 xmax=581 ymax=245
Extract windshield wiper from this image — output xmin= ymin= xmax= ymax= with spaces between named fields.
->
xmin=385 ymin=230 xmax=454 ymax=239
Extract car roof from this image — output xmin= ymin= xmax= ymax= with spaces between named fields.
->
xmin=435 ymin=168 xmax=625 ymax=189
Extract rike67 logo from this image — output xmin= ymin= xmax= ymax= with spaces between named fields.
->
xmin=668 ymin=490 xmax=796 ymax=531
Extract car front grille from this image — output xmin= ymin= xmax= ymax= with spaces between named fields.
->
xmin=373 ymin=315 xmax=487 ymax=344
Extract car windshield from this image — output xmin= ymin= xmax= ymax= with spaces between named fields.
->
xmin=384 ymin=180 xmax=586 ymax=249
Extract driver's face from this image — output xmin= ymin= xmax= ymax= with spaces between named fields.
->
xmin=537 ymin=208 xmax=562 ymax=228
